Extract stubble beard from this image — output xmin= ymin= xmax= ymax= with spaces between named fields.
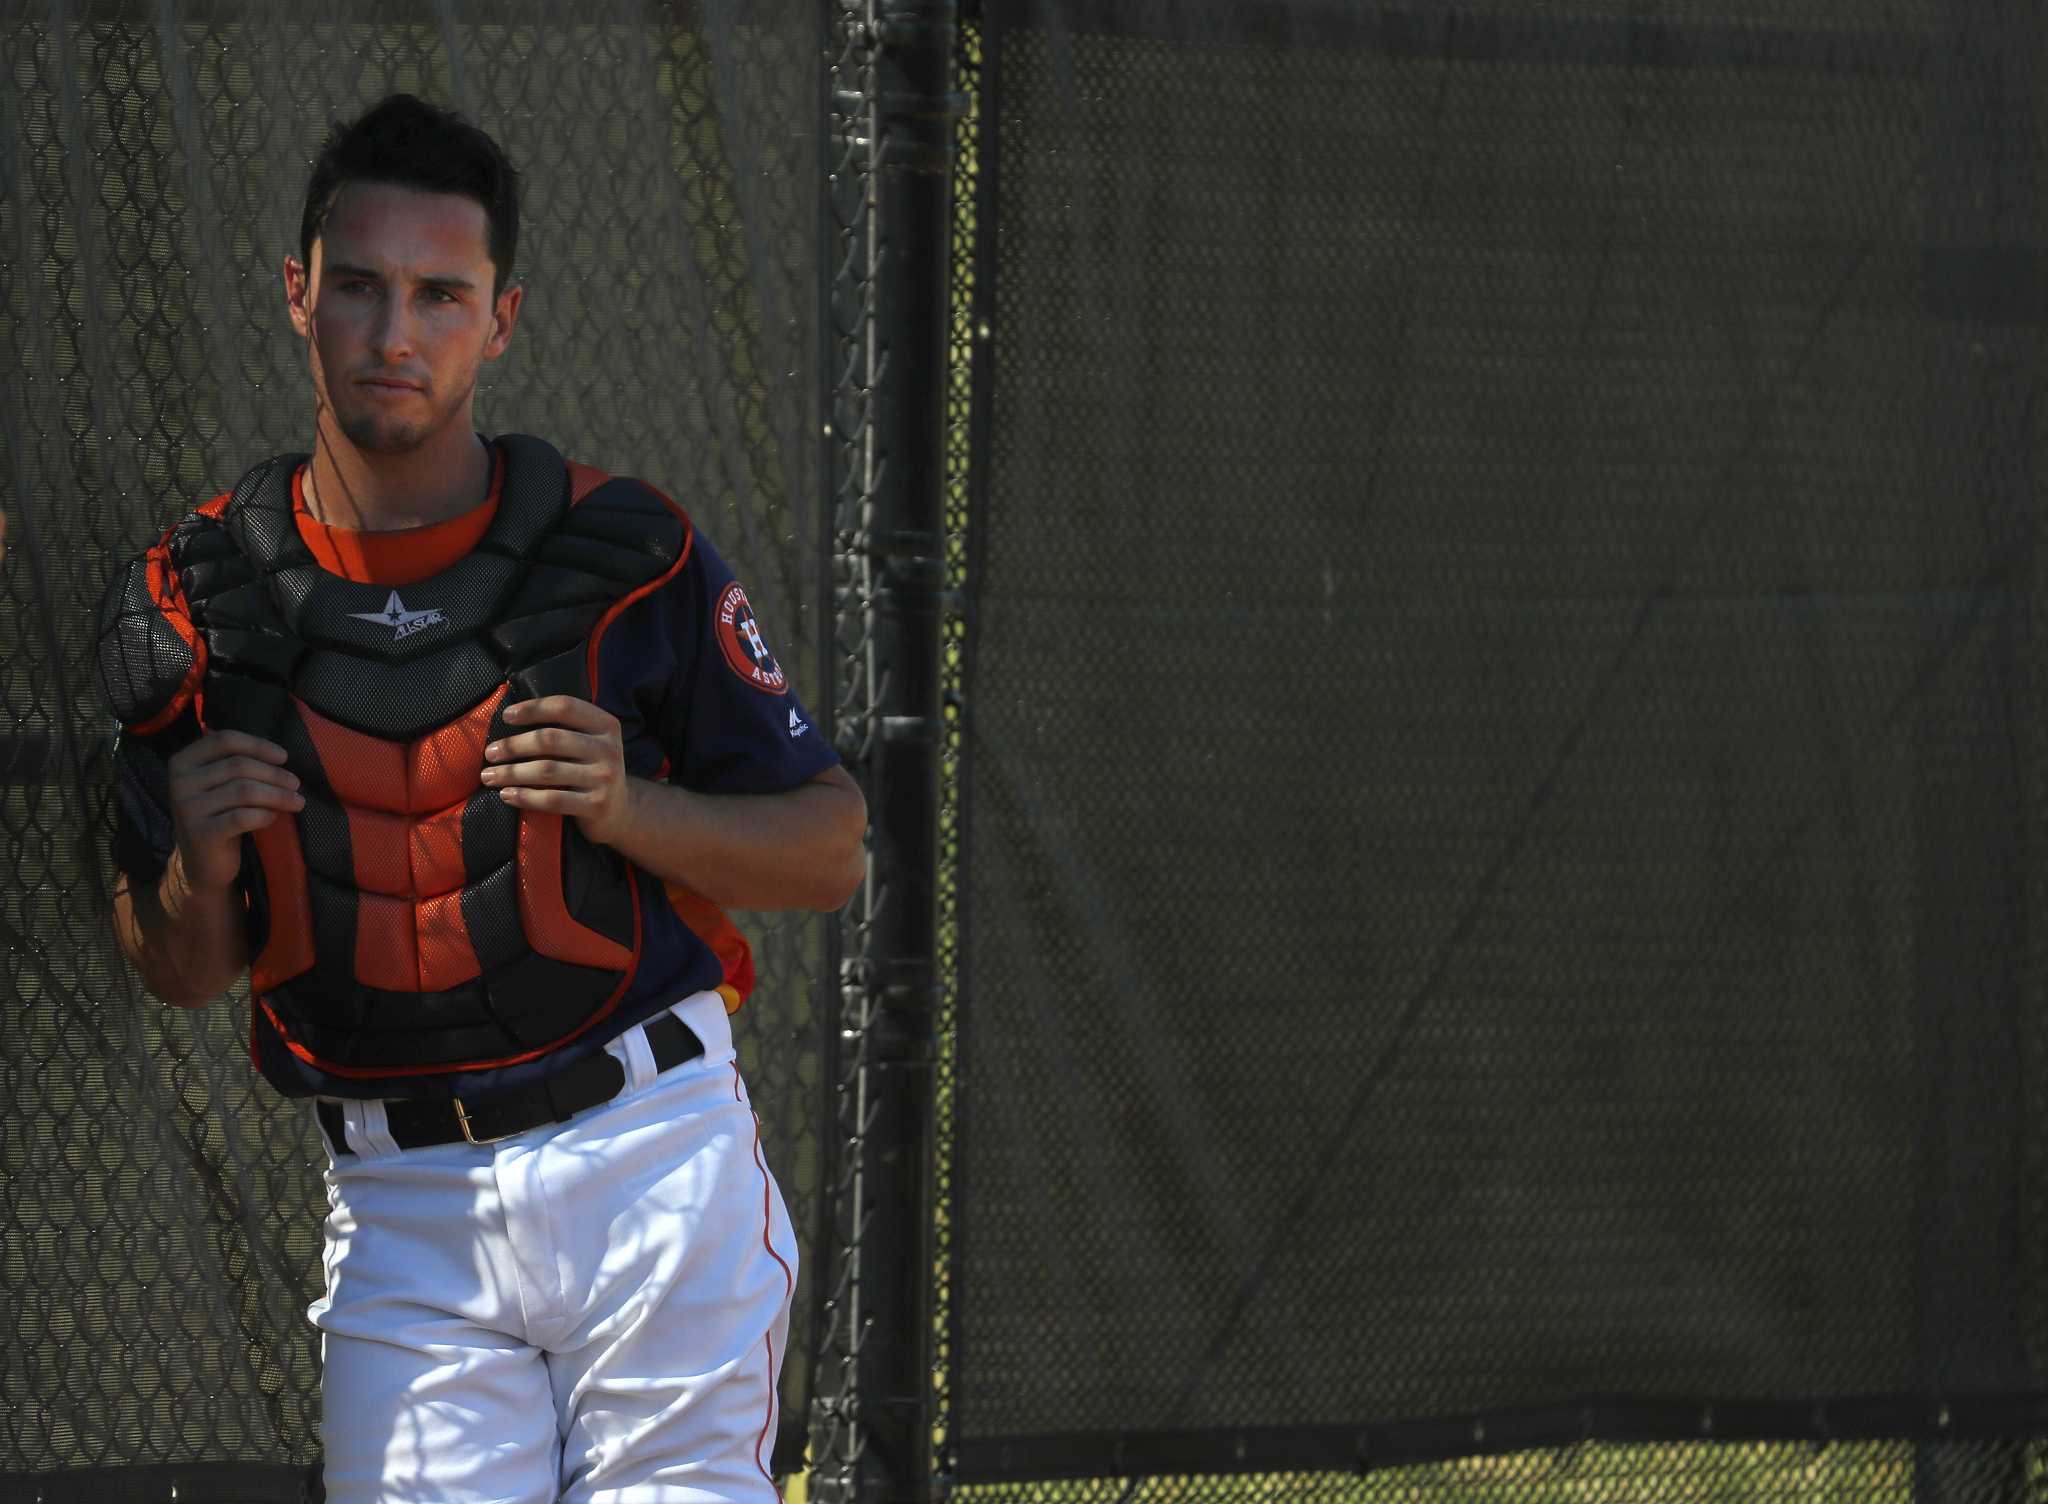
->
xmin=312 ymin=341 xmax=481 ymax=458
xmin=333 ymin=400 xmax=436 ymax=456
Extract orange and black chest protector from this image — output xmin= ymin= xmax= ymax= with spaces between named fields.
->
xmin=98 ymin=435 xmax=692 ymax=1082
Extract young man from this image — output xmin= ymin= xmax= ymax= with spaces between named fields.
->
xmin=96 ymin=94 xmax=863 ymax=1503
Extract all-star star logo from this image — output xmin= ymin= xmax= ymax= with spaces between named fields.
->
xmin=348 ymin=589 xmax=448 ymax=641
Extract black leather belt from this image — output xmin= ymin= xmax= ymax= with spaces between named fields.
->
xmin=317 ymin=1011 xmax=704 ymax=1155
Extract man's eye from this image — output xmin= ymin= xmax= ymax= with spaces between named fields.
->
xmin=425 ymin=289 xmax=457 ymax=303
xmin=339 ymin=280 xmax=375 ymax=294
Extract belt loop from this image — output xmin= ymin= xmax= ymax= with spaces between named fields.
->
xmin=614 ymin=1016 xmax=658 ymax=1092
xmin=315 ymin=1100 xmax=348 ymax=1161
xmin=675 ymin=989 xmax=733 ymax=1067
xmin=351 ymin=1098 xmax=402 ymax=1159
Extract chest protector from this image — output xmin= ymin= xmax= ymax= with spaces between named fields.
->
xmin=100 ymin=435 xmax=691 ymax=1087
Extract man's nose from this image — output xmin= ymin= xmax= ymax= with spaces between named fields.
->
xmin=368 ymin=293 xmax=417 ymax=360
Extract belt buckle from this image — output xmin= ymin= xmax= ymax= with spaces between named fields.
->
xmin=452 ymin=1097 xmax=519 ymax=1147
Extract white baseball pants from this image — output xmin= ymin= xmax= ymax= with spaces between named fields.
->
xmin=310 ymin=989 xmax=797 ymax=1504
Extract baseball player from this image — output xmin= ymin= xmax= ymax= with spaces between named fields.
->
xmin=95 ymin=94 xmax=864 ymax=1503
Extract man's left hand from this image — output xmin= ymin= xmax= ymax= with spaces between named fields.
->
xmin=480 ymin=694 xmax=635 ymax=849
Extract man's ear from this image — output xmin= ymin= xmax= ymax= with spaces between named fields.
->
xmin=284 ymin=254 xmax=312 ymax=339
xmin=483 ymin=282 xmax=524 ymax=362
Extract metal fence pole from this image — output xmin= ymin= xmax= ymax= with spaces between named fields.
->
xmin=816 ymin=2 xmax=959 ymax=1501
xmin=863 ymin=4 xmax=957 ymax=1497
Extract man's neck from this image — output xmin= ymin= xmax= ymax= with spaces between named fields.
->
xmin=304 ymin=422 xmax=492 ymax=532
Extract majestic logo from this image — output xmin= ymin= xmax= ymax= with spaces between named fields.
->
xmin=349 ymin=590 xmax=448 ymax=642
xmin=788 ymin=707 xmax=809 ymax=738
xmin=714 ymin=581 xmax=788 ymax=695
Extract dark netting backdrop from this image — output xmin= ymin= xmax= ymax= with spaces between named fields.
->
xmin=1 ymin=1 xmax=826 ymax=1492
xmin=948 ymin=0 xmax=2048 ymax=1500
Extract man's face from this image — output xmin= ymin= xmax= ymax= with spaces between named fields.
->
xmin=285 ymin=180 xmax=520 ymax=456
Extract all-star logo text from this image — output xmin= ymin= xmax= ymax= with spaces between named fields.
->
xmin=349 ymin=590 xmax=448 ymax=641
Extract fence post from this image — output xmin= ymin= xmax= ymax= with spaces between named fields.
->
xmin=821 ymin=2 xmax=959 ymax=1501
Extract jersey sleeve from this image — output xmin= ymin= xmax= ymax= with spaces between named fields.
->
xmin=651 ymin=532 xmax=839 ymax=795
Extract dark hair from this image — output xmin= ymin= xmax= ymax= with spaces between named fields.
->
xmin=299 ymin=93 xmax=521 ymax=298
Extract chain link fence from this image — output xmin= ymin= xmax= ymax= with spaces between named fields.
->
xmin=2 ymin=1 xmax=828 ymax=1487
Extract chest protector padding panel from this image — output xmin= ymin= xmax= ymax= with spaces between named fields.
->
xmin=162 ymin=435 xmax=687 ymax=1086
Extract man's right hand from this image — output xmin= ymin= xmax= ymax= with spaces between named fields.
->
xmin=167 ymin=730 xmax=304 ymax=891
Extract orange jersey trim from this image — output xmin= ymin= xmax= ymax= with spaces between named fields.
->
xmin=566 ymin=459 xmax=611 ymax=506
xmin=664 ymin=881 xmax=757 ymax=1004
xmin=292 ymin=445 xmax=504 ymax=587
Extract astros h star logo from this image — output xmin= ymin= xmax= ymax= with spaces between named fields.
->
xmin=713 ymin=581 xmax=787 ymax=694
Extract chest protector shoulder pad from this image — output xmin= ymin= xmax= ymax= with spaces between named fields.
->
xmin=110 ymin=434 xmax=691 ymax=1088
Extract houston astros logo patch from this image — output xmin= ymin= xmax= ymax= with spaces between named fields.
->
xmin=714 ymin=581 xmax=788 ymax=694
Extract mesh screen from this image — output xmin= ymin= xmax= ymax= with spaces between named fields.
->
xmin=951 ymin=0 xmax=2048 ymax=1492
xmin=954 ymin=1441 xmax=2048 ymax=1504
xmin=2 ymin=0 xmax=826 ymax=1484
